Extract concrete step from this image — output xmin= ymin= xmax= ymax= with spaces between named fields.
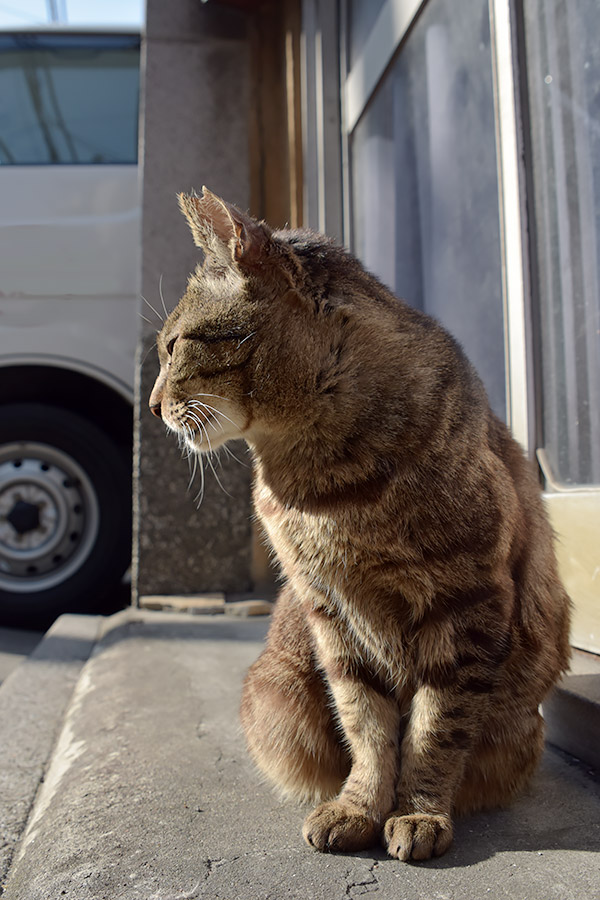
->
xmin=543 ymin=647 xmax=600 ymax=770
xmin=1 ymin=609 xmax=599 ymax=900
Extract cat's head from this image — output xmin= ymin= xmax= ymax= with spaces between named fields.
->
xmin=149 ymin=188 xmax=350 ymax=455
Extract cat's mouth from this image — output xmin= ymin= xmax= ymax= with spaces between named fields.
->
xmin=165 ymin=395 xmax=244 ymax=454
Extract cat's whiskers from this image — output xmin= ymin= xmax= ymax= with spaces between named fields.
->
xmin=167 ymin=419 xmax=190 ymax=460
xmin=206 ymin=453 xmax=232 ymax=498
xmin=140 ymin=338 xmax=158 ymax=367
xmin=188 ymin=398 xmax=239 ymax=432
xmin=187 ymin=401 xmax=221 ymax=434
xmin=139 ymin=312 xmax=156 ymax=327
xmin=140 ymin=293 xmax=165 ymax=324
xmin=184 ymin=409 xmax=203 ymax=433
xmin=197 ymin=419 xmax=234 ymax=499
xmin=181 ymin=419 xmax=194 ymax=461
xmin=180 ymin=415 xmax=205 ymax=504
xmin=158 ymin=273 xmax=169 ymax=320
xmin=194 ymin=468 xmax=205 ymax=506
xmin=220 ymin=442 xmax=249 ymax=469
xmin=184 ymin=407 xmax=228 ymax=501
xmin=186 ymin=428 xmax=198 ymax=489
xmin=185 ymin=409 xmax=214 ymax=445
xmin=190 ymin=413 xmax=222 ymax=437
xmin=187 ymin=402 xmax=247 ymax=474
xmin=193 ymin=450 xmax=206 ymax=506
xmin=236 ymin=330 xmax=256 ymax=349
xmin=180 ymin=430 xmax=193 ymax=459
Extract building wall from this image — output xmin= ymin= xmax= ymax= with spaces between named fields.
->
xmin=133 ymin=0 xmax=254 ymax=599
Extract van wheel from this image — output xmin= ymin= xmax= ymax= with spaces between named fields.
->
xmin=0 ymin=404 xmax=131 ymax=628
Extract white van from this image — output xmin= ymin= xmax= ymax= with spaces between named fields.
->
xmin=0 ymin=28 xmax=140 ymax=625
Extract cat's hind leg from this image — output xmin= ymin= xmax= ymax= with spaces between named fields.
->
xmin=240 ymin=585 xmax=350 ymax=803
xmin=453 ymin=708 xmax=544 ymax=815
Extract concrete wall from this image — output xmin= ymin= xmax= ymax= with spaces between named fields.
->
xmin=133 ymin=0 xmax=254 ymax=599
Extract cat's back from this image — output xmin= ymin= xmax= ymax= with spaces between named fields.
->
xmin=252 ymin=229 xmax=570 ymax=687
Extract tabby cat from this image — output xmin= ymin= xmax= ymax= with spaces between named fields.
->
xmin=149 ymin=187 xmax=571 ymax=861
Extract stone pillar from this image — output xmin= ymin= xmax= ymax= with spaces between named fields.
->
xmin=132 ymin=0 xmax=253 ymax=599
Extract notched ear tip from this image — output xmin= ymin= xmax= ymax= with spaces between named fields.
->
xmin=177 ymin=190 xmax=199 ymax=215
xmin=199 ymin=186 xmax=230 ymax=207
xmin=177 ymin=186 xmax=272 ymax=267
xmin=199 ymin=188 xmax=232 ymax=223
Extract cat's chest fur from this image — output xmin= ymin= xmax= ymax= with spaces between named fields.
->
xmin=253 ymin=472 xmax=418 ymax=679
xmin=255 ymin=475 xmax=351 ymax=595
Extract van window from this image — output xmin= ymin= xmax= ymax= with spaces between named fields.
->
xmin=0 ymin=33 xmax=140 ymax=165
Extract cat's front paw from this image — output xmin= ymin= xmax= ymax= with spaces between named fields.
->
xmin=302 ymin=801 xmax=380 ymax=852
xmin=383 ymin=813 xmax=453 ymax=861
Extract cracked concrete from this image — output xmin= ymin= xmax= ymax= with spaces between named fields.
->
xmin=345 ymin=860 xmax=380 ymax=896
xmin=2 ymin=610 xmax=600 ymax=899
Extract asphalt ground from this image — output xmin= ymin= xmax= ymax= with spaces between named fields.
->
xmin=0 ymin=627 xmax=43 ymax=686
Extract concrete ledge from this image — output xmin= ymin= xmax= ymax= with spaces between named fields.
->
xmin=140 ymin=594 xmax=227 ymax=614
xmin=138 ymin=595 xmax=274 ymax=616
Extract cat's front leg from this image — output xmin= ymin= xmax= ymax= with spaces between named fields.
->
xmin=382 ymin=683 xmax=474 ymax=861
xmin=302 ymin=612 xmax=402 ymax=853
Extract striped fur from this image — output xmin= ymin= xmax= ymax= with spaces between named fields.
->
xmin=151 ymin=189 xmax=571 ymax=861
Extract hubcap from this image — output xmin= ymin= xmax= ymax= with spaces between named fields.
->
xmin=0 ymin=442 xmax=100 ymax=594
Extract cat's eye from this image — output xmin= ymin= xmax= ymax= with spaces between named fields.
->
xmin=166 ymin=336 xmax=177 ymax=357
xmin=184 ymin=330 xmax=246 ymax=345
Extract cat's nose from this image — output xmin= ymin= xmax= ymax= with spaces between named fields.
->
xmin=150 ymin=402 xmax=162 ymax=419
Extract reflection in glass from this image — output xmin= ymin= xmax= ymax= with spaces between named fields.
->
xmin=524 ymin=0 xmax=600 ymax=484
xmin=350 ymin=0 xmax=506 ymax=419
xmin=348 ymin=0 xmax=387 ymax=67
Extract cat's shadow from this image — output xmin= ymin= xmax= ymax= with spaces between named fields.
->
xmin=341 ymin=748 xmax=600 ymax=869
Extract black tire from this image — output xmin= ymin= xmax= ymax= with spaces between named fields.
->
xmin=0 ymin=403 xmax=131 ymax=628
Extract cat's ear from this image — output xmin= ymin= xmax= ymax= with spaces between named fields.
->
xmin=177 ymin=187 xmax=271 ymax=269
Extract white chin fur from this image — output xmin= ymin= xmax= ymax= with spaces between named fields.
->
xmin=183 ymin=426 xmax=232 ymax=454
